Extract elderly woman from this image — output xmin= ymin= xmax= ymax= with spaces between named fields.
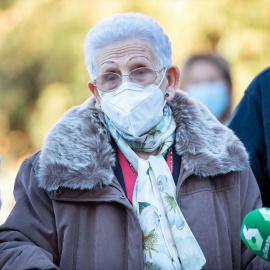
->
xmin=0 ymin=13 xmax=268 ymax=270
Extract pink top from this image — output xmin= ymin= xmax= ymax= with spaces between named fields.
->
xmin=117 ymin=148 xmax=173 ymax=202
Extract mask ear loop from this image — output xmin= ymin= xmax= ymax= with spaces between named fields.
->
xmin=157 ymin=68 xmax=169 ymax=100
xmin=157 ymin=68 xmax=167 ymax=88
xmin=97 ymin=88 xmax=103 ymax=100
xmin=154 ymin=68 xmax=168 ymax=110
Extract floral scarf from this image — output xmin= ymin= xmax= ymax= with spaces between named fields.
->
xmin=106 ymin=104 xmax=206 ymax=270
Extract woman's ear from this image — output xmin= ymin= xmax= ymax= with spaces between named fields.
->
xmin=88 ymin=81 xmax=101 ymax=109
xmin=164 ymin=65 xmax=180 ymax=101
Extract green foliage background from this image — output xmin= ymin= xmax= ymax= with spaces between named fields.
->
xmin=0 ymin=0 xmax=269 ymax=222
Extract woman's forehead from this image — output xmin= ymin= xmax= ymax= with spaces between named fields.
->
xmin=187 ymin=60 xmax=225 ymax=83
xmin=95 ymin=38 xmax=159 ymax=72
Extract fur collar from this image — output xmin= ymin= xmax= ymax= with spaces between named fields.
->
xmin=37 ymin=90 xmax=248 ymax=191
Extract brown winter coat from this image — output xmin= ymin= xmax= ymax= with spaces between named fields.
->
xmin=0 ymin=91 xmax=269 ymax=269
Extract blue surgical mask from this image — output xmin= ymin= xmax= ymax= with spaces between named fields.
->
xmin=185 ymin=81 xmax=229 ymax=119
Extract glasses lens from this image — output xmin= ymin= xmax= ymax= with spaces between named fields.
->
xmin=95 ymin=72 xmax=121 ymax=92
xmin=130 ymin=67 xmax=157 ymax=86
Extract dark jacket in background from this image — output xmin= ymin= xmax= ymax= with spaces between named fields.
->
xmin=0 ymin=91 xmax=269 ymax=269
xmin=229 ymin=67 xmax=270 ymax=207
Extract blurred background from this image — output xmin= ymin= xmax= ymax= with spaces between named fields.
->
xmin=0 ymin=0 xmax=270 ymax=224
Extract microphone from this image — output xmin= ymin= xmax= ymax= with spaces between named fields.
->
xmin=241 ymin=207 xmax=270 ymax=261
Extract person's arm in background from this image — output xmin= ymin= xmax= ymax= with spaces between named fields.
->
xmin=0 ymin=153 xmax=59 ymax=270
xmin=229 ymin=67 xmax=270 ymax=207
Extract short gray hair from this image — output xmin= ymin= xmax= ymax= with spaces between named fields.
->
xmin=83 ymin=13 xmax=172 ymax=80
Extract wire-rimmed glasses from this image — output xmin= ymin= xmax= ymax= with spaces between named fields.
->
xmin=93 ymin=67 xmax=165 ymax=93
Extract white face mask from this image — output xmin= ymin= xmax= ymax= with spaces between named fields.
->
xmin=100 ymin=74 xmax=166 ymax=138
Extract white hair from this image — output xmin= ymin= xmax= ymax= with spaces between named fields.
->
xmin=83 ymin=13 xmax=172 ymax=80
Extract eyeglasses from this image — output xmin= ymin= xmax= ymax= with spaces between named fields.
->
xmin=93 ymin=67 xmax=165 ymax=92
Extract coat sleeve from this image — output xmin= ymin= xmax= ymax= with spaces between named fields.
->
xmin=240 ymin=166 xmax=270 ymax=269
xmin=229 ymin=88 xmax=270 ymax=207
xmin=0 ymin=157 xmax=59 ymax=270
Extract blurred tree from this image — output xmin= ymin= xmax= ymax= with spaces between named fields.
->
xmin=0 ymin=0 xmax=16 ymax=10
xmin=0 ymin=0 xmax=93 ymax=150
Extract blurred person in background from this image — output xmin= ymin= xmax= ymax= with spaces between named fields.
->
xmin=229 ymin=67 xmax=270 ymax=208
xmin=0 ymin=13 xmax=269 ymax=270
xmin=181 ymin=54 xmax=233 ymax=125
